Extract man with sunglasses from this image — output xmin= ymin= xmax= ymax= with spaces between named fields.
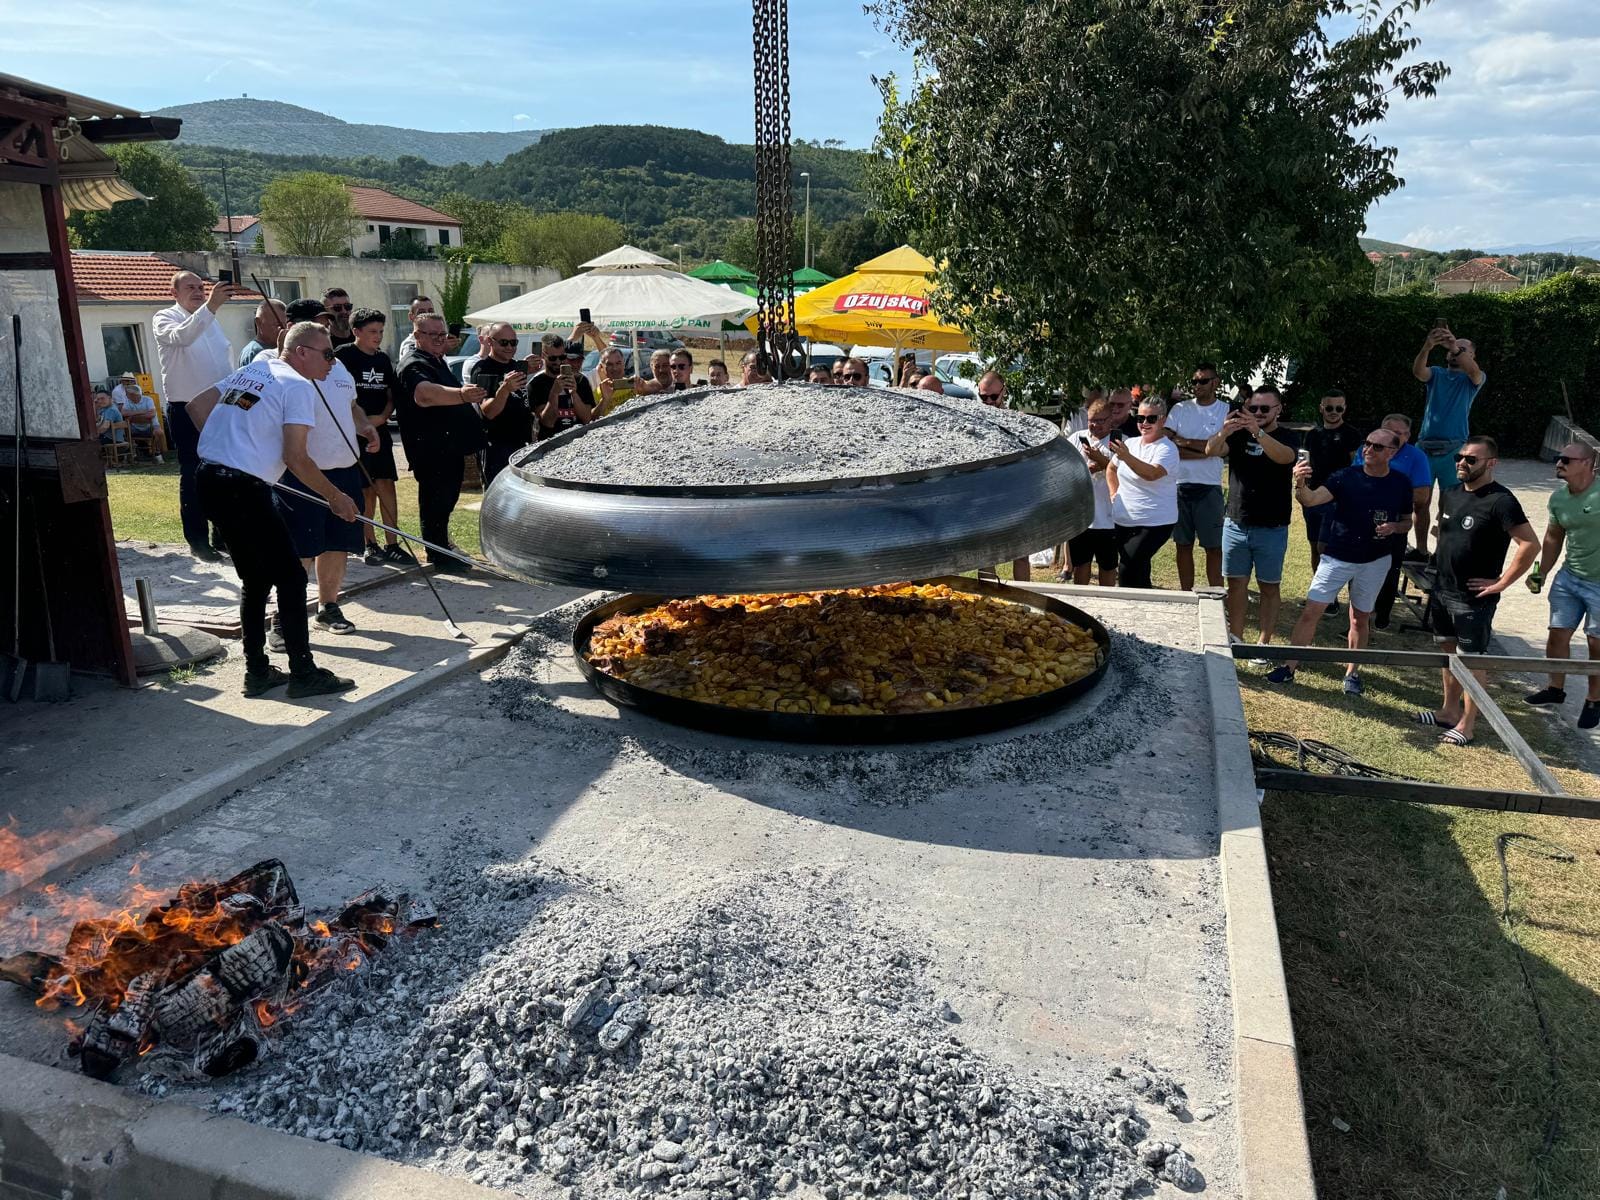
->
xmin=335 ymin=308 xmax=411 ymax=566
xmin=529 ymin=332 xmax=597 ymax=440
xmin=977 ymin=372 xmax=1033 ymax=579
xmin=1354 ymin=412 xmax=1435 ymax=630
xmin=322 ymin=288 xmax=356 ymax=349
xmin=1409 ymin=436 xmax=1536 ymax=744
xmin=1527 ymin=442 xmax=1600 ymax=729
xmin=1205 ymin=385 xmax=1300 ymax=653
xmin=838 ymin=357 xmax=869 ymax=387
xmin=396 ymin=313 xmax=487 ymax=573
xmin=1165 ymin=362 xmax=1229 ymax=591
xmin=1299 ymin=390 xmax=1363 ymax=614
xmin=1271 ymin=427 xmax=1414 ymax=692
xmin=667 ymin=349 xmax=702 ymax=391
xmin=189 ymin=322 xmax=358 ymax=700
xmin=468 ymin=322 xmax=532 ymax=484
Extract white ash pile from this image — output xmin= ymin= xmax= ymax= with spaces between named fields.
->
xmin=527 ymin=383 xmax=1056 ymax=488
xmin=194 ymin=841 xmax=1206 ymax=1197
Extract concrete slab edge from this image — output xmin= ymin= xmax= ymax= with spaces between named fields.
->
xmin=1197 ymin=596 xmax=1319 ymax=1200
xmin=0 ymin=624 xmax=534 ymax=916
xmin=1022 ymin=580 xmax=1202 ymax=604
xmin=0 ymin=1051 xmax=510 ymax=1200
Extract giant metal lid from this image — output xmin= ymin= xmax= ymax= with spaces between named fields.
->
xmin=480 ymin=383 xmax=1095 ymax=592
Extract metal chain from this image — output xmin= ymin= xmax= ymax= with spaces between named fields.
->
xmin=752 ymin=0 xmax=798 ymax=379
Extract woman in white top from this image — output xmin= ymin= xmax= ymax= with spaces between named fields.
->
xmin=1107 ymin=396 xmax=1180 ymax=588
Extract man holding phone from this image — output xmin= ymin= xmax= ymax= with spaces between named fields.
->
xmin=1411 ymin=321 xmax=1486 ymax=552
xmin=529 ymin=333 xmax=596 ymax=439
xmin=469 ymin=321 xmax=531 ymax=482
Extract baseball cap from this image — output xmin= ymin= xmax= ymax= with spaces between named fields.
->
xmin=285 ymin=298 xmax=327 ymax=322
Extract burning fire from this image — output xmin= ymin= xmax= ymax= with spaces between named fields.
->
xmin=0 ymin=859 xmax=435 ymax=1080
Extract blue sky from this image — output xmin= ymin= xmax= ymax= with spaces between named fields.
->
xmin=17 ymin=0 xmax=1595 ymax=250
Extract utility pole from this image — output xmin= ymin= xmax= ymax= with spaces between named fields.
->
xmin=800 ymin=171 xmax=811 ymax=270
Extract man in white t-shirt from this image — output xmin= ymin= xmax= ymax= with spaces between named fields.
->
xmin=1164 ymin=362 xmax=1229 ymax=590
xmin=1107 ymin=397 xmax=1180 ymax=588
xmin=1064 ymin=397 xmax=1118 ymax=586
xmin=189 ymin=321 xmax=359 ymax=702
xmin=154 ymin=271 xmax=243 ymax=561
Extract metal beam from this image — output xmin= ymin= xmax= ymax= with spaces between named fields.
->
xmin=1448 ymin=658 xmax=1566 ymax=795
xmin=77 ymin=116 xmax=181 ymax=143
xmin=1256 ymin=768 xmax=1600 ymax=820
xmin=1231 ymin=643 xmax=1600 ymax=674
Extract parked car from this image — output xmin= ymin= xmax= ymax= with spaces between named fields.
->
xmin=444 ymin=330 xmax=540 ymax=384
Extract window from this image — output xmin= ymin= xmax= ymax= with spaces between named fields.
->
xmin=387 ymin=282 xmax=421 ymax=355
xmin=387 ymin=281 xmax=420 ymax=307
xmin=438 ymin=228 xmax=450 ymax=247
xmin=499 ymin=284 xmax=522 ymax=303
xmin=378 ymin=224 xmax=391 ymax=244
xmin=367 ymin=224 xmax=375 ymax=232
xmin=268 ymin=279 xmax=301 ymax=302
xmin=101 ymin=324 xmax=144 ymax=382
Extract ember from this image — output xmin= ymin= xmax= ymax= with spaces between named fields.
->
xmin=0 ymin=859 xmax=435 ymax=1080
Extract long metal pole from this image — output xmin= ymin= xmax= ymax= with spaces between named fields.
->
xmin=802 ymin=172 xmax=811 ymax=269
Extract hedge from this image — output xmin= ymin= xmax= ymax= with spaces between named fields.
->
xmin=1284 ymin=273 xmax=1600 ymax=457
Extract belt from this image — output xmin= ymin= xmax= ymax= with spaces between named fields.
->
xmin=198 ymin=460 xmax=262 ymax=483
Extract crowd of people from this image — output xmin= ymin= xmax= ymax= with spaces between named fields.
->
xmin=140 ymin=269 xmax=1598 ymax=733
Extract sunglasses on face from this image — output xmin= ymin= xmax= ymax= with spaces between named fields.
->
xmin=1364 ymin=440 xmax=1397 ymax=452
xmin=1135 ymin=414 xmax=1161 ymax=424
xmin=1191 ymin=376 xmax=1218 ymax=386
xmin=842 ymin=372 xmax=866 ymax=381
xmin=491 ymin=337 xmax=518 ymax=349
xmin=1321 ymin=405 xmax=1344 ymax=413
xmin=978 ymin=390 xmax=1005 ymax=401
xmin=1556 ymin=455 xmax=1588 ymax=466
xmin=1246 ymin=405 xmax=1277 ymax=415
xmin=1453 ymin=453 xmax=1482 ymax=465
xmin=328 ymin=303 xmax=352 ymax=313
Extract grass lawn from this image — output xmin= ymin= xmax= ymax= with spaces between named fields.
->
xmin=106 ymin=461 xmax=483 ymax=556
xmin=108 ymin=462 xmax=1599 ymax=1196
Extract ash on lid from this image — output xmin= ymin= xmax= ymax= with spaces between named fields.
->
xmin=529 ymin=383 xmax=1057 ymax=488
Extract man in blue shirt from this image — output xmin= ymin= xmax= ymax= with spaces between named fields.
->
xmin=1356 ymin=413 xmax=1435 ymax=629
xmin=1411 ymin=326 xmax=1485 ymax=543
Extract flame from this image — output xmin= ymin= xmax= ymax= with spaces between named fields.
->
xmin=253 ymin=999 xmax=278 ymax=1028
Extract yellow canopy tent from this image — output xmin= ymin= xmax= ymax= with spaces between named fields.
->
xmin=786 ymin=246 xmax=971 ymax=354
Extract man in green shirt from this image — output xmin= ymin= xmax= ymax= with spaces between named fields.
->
xmin=1526 ymin=441 xmax=1600 ymax=729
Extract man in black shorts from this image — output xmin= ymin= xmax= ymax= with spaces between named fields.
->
xmin=1065 ymin=398 xmax=1118 ymax=585
xmin=469 ymin=320 xmax=532 ymax=483
xmin=335 ymin=309 xmax=413 ymax=566
xmin=1414 ymin=435 xmax=1538 ymax=746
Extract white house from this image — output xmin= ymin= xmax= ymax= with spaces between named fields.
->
xmin=259 ymin=185 xmax=463 ymax=258
xmin=212 ymin=213 xmax=261 ymax=250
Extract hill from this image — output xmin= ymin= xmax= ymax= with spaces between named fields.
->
xmin=1358 ymin=236 xmax=1431 ymax=255
xmin=1488 ymin=237 xmax=1600 ymax=258
xmin=155 ymin=98 xmax=549 ymax=165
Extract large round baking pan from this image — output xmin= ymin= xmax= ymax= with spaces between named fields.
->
xmin=571 ymin=576 xmax=1111 ymax=744
xmin=481 ymin=390 xmax=1095 ymax=594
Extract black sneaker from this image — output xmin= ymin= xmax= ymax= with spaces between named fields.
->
xmin=1525 ymin=687 xmax=1567 ymax=707
xmin=286 ymin=667 xmax=357 ymax=699
xmin=242 ymin=664 xmax=290 ymax=698
xmin=267 ymin=619 xmax=287 ymax=654
xmin=315 ymin=603 xmax=356 ymax=635
xmin=1326 ymin=599 xmax=1342 ymax=618
xmin=362 ymin=543 xmax=387 ymax=566
xmin=191 ymin=543 xmax=223 ymax=564
xmin=1580 ymin=700 xmax=1600 ymax=731
xmin=430 ymin=556 xmax=472 ymax=576
xmin=383 ymin=543 xmax=418 ymax=565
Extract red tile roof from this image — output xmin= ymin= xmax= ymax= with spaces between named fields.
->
xmin=346 ymin=185 xmax=459 ymax=226
xmin=71 ymin=252 xmax=262 ymax=303
xmin=213 ymin=214 xmax=259 ymax=235
xmin=1436 ymin=257 xmax=1520 ymax=284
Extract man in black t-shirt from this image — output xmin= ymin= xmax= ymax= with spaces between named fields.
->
xmin=323 ymin=288 xmax=356 ymax=349
xmin=1204 ymin=385 xmax=1300 ymax=652
xmin=468 ymin=321 xmax=531 ymax=483
xmin=1271 ymin=426 xmax=1414 ymax=693
xmin=1300 ymin=389 xmax=1363 ymax=571
xmin=1415 ymin=436 xmax=1538 ymax=744
xmin=334 ymin=308 xmax=412 ymax=566
xmin=529 ymin=333 xmax=597 ymax=440
xmin=396 ymin=314 xmax=487 ymax=573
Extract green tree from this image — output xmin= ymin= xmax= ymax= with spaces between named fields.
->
xmin=259 ymin=172 xmax=360 ymax=256
xmin=440 ymin=256 xmax=476 ymax=328
xmin=496 ymin=212 xmax=627 ymax=277
xmin=816 ymin=215 xmax=893 ymax=277
xmin=434 ymin=192 xmax=529 ymax=257
xmin=721 ymin=217 xmax=803 ymax=274
xmin=868 ymin=0 xmax=1447 ymax=388
xmin=67 ymin=145 xmax=217 ymax=251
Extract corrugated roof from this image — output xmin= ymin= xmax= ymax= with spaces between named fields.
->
xmin=213 ymin=214 xmax=259 ymax=235
xmin=346 ymin=186 xmax=458 ymax=226
xmin=71 ymin=252 xmax=262 ymax=303
xmin=1436 ymin=258 xmax=1520 ymax=284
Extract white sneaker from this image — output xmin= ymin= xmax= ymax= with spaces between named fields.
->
xmin=154 ymin=454 xmax=166 ymax=463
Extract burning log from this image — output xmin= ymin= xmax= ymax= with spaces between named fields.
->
xmin=4 ymin=860 xmax=436 ymax=1080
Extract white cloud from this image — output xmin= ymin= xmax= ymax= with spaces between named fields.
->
xmin=513 ymin=113 xmax=532 ymax=123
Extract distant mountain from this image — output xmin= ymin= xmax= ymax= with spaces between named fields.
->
xmin=1358 ymin=236 xmax=1431 ymax=254
xmin=155 ymin=98 xmax=550 ymax=166
xmin=1487 ymin=237 xmax=1600 ymax=257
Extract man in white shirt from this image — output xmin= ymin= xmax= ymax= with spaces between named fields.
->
xmin=396 ymin=295 xmax=435 ymax=360
xmin=188 ymin=321 xmax=358 ymax=701
xmin=154 ymin=271 xmax=242 ymax=561
xmin=1164 ymin=362 xmax=1229 ymax=590
xmin=1064 ymin=398 xmax=1118 ymax=585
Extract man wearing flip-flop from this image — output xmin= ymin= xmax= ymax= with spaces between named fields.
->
xmin=1526 ymin=441 xmax=1600 ymax=730
xmin=1413 ymin=436 xmax=1537 ymax=746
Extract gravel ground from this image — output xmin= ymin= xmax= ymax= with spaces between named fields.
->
xmin=173 ymin=833 xmax=1207 ymax=1199
xmin=528 ymin=385 xmax=1057 ymax=488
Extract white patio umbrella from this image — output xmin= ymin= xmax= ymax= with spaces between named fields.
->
xmin=466 ymin=244 xmax=758 ymax=375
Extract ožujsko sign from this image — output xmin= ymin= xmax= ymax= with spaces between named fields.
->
xmin=832 ymin=292 xmax=929 ymax=318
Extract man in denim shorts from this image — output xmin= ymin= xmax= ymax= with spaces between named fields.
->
xmin=1165 ymin=363 xmax=1229 ymax=590
xmin=1526 ymin=441 xmax=1600 ymax=730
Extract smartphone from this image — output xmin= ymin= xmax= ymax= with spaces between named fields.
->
xmin=218 ymin=269 xmax=235 ymax=285
xmin=1432 ymin=314 xmax=1448 ymax=331
xmin=579 ymin=308 xmax=591 ymax=325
